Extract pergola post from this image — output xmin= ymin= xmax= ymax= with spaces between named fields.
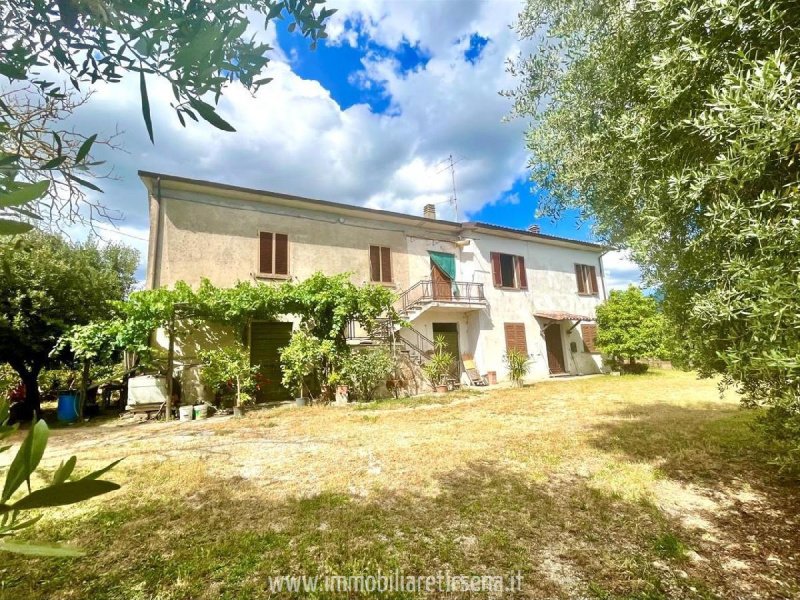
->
xmin=165 ymin=307 xmax=175 ymax=421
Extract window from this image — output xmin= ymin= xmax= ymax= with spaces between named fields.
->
xmin=490 ymin=253 xmax=528 ymax=289
xmin=504 ymin=322 xmax=528 ymax=355
xmin=259 ymin=232 xmax=289 ymax=276
xmin=581 ymin=324 xmax=598 ymax=353
xmin=575 ymin=264 xmax=599 ymax=295
xmin=369 ymin=246 xmax=392 ymax=283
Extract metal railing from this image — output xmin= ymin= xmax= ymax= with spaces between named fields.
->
xmin=344 ymin=317 xmax=436 ymax=365
xmin=396 ymin=280 xmax=486 ymax=313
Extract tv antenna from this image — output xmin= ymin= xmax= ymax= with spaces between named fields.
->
xmin=435 ymin=154 xmax=462 ymax=221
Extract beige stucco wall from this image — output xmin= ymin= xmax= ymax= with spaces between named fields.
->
xmin=150 ymin=188 xmax=460 ymax=290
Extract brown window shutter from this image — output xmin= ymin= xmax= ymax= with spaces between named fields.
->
xmin=274 ymin=233 xmax=289 ymax=275
xmin=516 ymin=256 xmax=528 ymax=290
xmin=575 ymin=264 xmax=586 ymax=294
xmin=369 ymin=246 xmax=381 ymax=282
xmin=259 ymin=232 xmax=273 ymax=274
xmin=504 ymin=322 xmax=528 ymax=355
xmin=380 ymin=247 xmax=392 ymax=283
xmin=581 ymin=324 xmax=598 ymax=352
xmin=491 ymin=252 xmax=502 ymax=287
xmin=589 ymin=266 xmax=599 ymax=295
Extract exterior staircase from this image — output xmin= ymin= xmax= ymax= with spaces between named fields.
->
xmin=345 ymin=278 xmax=486 ymax=365
xmin=346 ymin=316 xmax=434 ymax=365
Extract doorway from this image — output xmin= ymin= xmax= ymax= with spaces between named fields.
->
xmin=250 ymin=322 xmax=293 ymax=401
xmin=544 ymin=324 xmax=566 ymax=375
xmin=432 ymin=322 xmax=460 ymax=378
xmin=430 ymin=253 xmax=455 ymax=301
xmin=431 ymin=262 xmax=452 ymax=300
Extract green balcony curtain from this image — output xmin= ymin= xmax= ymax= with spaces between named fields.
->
xmin=428 ymin=251 xmax=458 ymax=295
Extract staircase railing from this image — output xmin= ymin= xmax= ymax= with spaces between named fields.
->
xmin=396 ymin=326 xmax=435 ymax=364
xmin=345 ymin=317 xmax=435 ymax=365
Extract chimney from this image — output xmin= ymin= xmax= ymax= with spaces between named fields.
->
xmin=423 ymin=204 xmax=436 ymax=219
xmin=527 ymin=224 xmax=541 ymax=234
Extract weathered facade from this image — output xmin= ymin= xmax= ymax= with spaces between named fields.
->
xmin=141 ymin=171 xmax=608 ymax=400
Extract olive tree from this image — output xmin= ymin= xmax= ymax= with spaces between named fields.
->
xmin=509 ymin=0 xmax=800 ymax=468
xmin=1 ymin=0 xmax=335 ymax=231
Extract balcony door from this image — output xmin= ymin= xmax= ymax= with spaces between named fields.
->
xmin=430 ymin=252 xmax=455 ymax=301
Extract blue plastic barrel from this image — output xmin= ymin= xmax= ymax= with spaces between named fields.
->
xmin=57 ymin=392 xmax=79 ymax=422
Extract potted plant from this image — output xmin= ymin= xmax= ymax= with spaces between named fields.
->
xmin=423 ymin=335 xmax=455 ymax=393
xmin=199 ymin=342 xmax=259 ymax=416
xmin=503 ymin=349 xmax=530 ymax=388
xmin=279 ymin=330 xmax=337 ymax=406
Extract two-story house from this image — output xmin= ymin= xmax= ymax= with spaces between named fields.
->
xmin=140 ymin=171 xmax=608 ymax=402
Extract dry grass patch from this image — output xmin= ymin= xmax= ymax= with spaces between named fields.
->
xmin=1 ymin=370 xmax=798 ymax=599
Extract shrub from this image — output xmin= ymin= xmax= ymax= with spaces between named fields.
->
xmin=620 ymin=362 xmax=649 ymax=375
xmin=343 ymin=348 xmax=394 ymax=402
xmin=279 ymin=330 xmax=338 ymax=403
xmin=199 ymin=342 xmax=260 ymax=407
xmin=504 ymin=349 xmax=530 ymax=387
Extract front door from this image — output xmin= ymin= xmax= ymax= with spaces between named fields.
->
xmin=250 ymin=322 xmax=293 ymax=401
xmin=431 ymin=262 xmax=452 ymax=300
xmin=544 ymin=324 xmax=566 ymax=374
xmin=432 ymin=323 xmax=460 ymax=379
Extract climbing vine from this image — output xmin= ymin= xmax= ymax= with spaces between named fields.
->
xmin=61 ymin=273 xmax=397 ymax=362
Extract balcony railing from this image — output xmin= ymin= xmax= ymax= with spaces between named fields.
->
xmin=396 ymin=280 xmax=486 ymax=313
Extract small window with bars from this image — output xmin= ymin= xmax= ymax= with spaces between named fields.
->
xmin=575 ymin=264 xmax=599 ymax=295
xmin=369 ymin=245 xmax=393 ymax=283
xmin=259 ymin=232 xmax=289 ymax=276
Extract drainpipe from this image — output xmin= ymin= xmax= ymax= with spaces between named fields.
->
xmin=598 ymin=250 xmax=610 ymax=301
xmin=150 ymin=176 xmax=164 ymax=290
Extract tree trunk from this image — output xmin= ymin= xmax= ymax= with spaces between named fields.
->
xmin=19 ymin=369 xmax=42 ymax=417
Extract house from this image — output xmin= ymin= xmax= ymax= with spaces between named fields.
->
xmin=140 ymin=171 xmax=609 ymax=402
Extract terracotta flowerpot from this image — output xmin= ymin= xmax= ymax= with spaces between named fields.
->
xmin=435 ymin=384 xmax=448 ymax=394
xmin=486 ymin=371 xmax=497 ymax=385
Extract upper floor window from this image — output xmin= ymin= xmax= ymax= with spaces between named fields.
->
xmin=259 ymin=231 xmax=289 ymax=276
xmin=575 ymin=264 xmax=599 ymax=295
xmin=490 ymin=252 xmax=528 ymax=290
xmin=369 ymin=245 xmax=392 ymax=283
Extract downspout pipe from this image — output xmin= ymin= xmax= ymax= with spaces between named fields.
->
xmin=149 ymin=176 xmax=164 ymax=290
xmin=598 ymin=249 xmax=611 ymax=301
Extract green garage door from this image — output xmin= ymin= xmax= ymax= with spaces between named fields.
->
xmin=250 ymin=322 xmax=293 ymax=402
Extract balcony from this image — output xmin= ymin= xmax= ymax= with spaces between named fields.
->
xmin=396 ymin=280 xmax=487 ymax=316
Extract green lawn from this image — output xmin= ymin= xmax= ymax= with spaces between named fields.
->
xmin=1 ymin=371 xmax=798 ymax=599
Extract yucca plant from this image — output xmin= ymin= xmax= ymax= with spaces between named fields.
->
xmin=504 ymin=349 xmax=529 ymax=388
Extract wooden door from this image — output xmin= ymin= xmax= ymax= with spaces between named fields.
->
xmin=250 ymin=322 xmax=293 ymax=401
xmin=544 ymin=324 xmax=566 ymax=374
xmin=431 ymin=262 xmax=452 ymax=300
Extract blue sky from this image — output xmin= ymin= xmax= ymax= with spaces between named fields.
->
xmin=61 ymin=0 xmax=637 ymax=288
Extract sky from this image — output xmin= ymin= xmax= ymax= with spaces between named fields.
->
xmin=59 ymin=0 xmax=641 ymax=290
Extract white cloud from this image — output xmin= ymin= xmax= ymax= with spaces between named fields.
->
xmin=602 ymin=250 xmax=642 ymax=290
xmin=55 ymin=1 xmax=572 ymax=281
